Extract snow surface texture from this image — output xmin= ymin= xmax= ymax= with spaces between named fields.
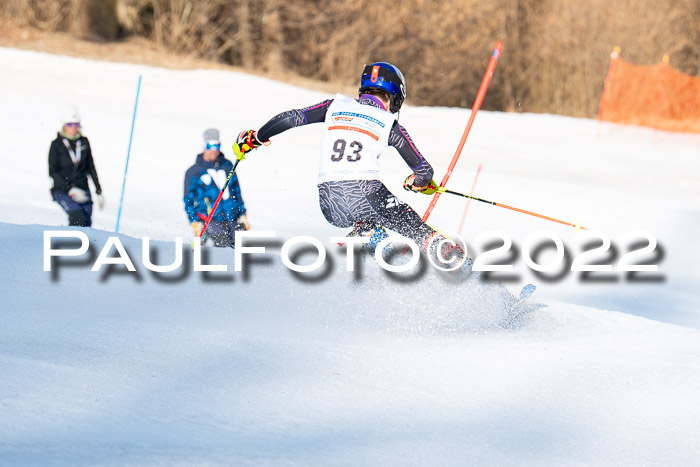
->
xmin=1 ymin=47 xmax=699 ymax=464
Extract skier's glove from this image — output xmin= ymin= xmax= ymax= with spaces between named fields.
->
xmin=191 ymin=221 xmax=203 ymax=237
xmin=68 ymin=187 xmax=89 ymax=204
xmin=403 ymin=175 xmax=439 ymax=195
xmin=96 ymin=194 xmax=105 ymax=210
xmin=232 ymin=130 xmax=267 ymax=160
xmin=237 ymin=214 xmax=250 ymax=231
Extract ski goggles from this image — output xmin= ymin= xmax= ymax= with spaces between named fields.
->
xmin=206 ymin=141 xmax=221 ymax=150
xmin=65 ymin=122 xmax=80 ymax=128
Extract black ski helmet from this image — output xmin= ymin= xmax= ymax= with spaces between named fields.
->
xmin=358 ymin=62 xmax=406 ymax=113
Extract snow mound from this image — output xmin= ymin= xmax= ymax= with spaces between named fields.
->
xmin=2 ymin=46 xmax=700 ymax=464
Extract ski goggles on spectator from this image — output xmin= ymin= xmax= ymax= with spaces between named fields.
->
xmin=65 ymin=122 xmax=80 ymax=128
xmin=206 ymin=141 xmax=221 ymax=150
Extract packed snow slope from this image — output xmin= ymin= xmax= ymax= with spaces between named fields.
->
xmin=1 ymin=47 xmax=700 ymax=464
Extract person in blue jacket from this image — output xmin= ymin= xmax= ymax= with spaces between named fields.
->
xmin=184 ymin=128 xmax=248 ymax=247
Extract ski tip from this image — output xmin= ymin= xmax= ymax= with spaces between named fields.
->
xmin=519 ymin=283 xmax=536 ymax=300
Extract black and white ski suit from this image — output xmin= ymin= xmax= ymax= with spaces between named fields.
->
xmin=257 ymin=94 xmax=437 ymax=249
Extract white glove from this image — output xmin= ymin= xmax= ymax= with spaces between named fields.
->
xmin=68 ymin=187 xmax=89 ymax=204
xmin=96 ymin=194 xmax=105 ymax=210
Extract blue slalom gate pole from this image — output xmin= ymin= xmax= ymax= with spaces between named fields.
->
xmin=116 ymin=74 xmax=142 ymax=233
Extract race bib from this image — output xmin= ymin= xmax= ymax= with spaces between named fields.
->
xmin=317 ymin=94 xmax=395 ymax=183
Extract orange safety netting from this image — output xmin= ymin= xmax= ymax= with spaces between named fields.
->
xmin=598 ymin=51 xmax=700 ymax=133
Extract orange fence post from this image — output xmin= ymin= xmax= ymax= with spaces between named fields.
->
xmin=598 ymin=46 xmax=621 ymax=123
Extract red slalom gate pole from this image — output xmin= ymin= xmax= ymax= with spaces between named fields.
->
xmin=457 ymin=163 xmax=482 ymax=234
xmin=422 ymin=41 xmax=503 ymax=223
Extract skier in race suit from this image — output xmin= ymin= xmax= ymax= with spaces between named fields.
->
xmin=233 ymin=62 xmax=460 ymax=260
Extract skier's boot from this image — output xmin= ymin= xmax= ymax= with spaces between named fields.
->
xmin=423 ymin=232 xmax=476 ymax=282
xmin=346 ymin=220 xmax=389 ymax=255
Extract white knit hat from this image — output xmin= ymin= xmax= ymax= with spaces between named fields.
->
xmin=63 ymin=107 xmax=81 ymax=125
xmin=203 ymin=128 xmax=220 ymax=144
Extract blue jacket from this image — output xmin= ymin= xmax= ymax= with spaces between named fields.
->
xmin=183 ymin=153 xmax=246 ymax=223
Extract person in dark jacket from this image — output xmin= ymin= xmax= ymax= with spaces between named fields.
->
xmin=48 ymin=108 xmax=104 ymax=227
xmin=184 ymin=128 xmax=248 ymax=248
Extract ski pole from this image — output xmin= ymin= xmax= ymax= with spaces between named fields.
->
xmin=430 ymin=184 xmax=587 ymax=230
xmin=423 ymin=41 xmax=503 ymax=223
xmin=199 ymin=150 xmax=246 ymax=243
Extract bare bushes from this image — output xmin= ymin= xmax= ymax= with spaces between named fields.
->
xmin=2 ymin=0 xmax=698 ymax=117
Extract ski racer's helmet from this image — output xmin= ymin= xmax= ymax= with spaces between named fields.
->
xmin=358 ymin=62 xmax=406 ymax=113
